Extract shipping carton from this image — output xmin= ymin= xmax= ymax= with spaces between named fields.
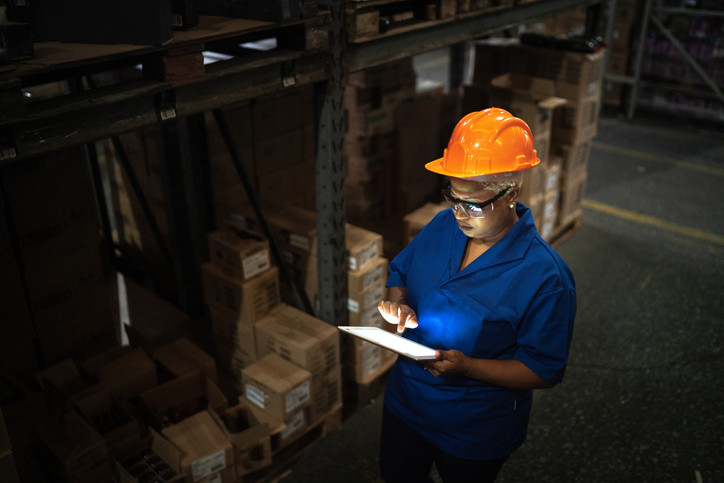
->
xmin=348 ymin=279 xmax=385 ymax=315
xmin=254 ymin=304 xmax=340 ymax=375
xmin=96 ymin=347 xmax=158 ymax=402
xmin=209 ymin=307 xmax=258 ymax=377
xmin=74 ymin=389 xmax=143 ymax=458
xmin=241 ymin=353 xmax=312 ymax=421
xmin=35 ymin=411 xmax=112 ymax=483
xmin=154 ymin=338 xmax=218 ymax=384
xmin=162 ymin=411 xmax=235 ymax=483
xmin=210 ymin=400 xmax=281 ymax=477
xmin=116 ymin=430 xmax=185 ymax=483
xmin=139 ymin=371 xmax=227 ymax=431
xmin=207 ymin=227 xmax=270 ymax=281
xmin=348 ymin=256 xmax=388 ymax=295
xmin=36 ymin=359 xmax=101 ymax=414
xmin=344 ymin=337 xmax=397 ymax=384
xmin=202 ymin=264 xmax=280 ymax=323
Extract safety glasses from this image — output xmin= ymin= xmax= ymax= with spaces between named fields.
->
xmin=441 ymin=183 xmax=511 ymax=218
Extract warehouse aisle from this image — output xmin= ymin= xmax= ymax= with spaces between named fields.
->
xmin=279 ymin=112 xmax=724 ymax=483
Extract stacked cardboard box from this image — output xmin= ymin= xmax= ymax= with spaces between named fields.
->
xmin=487 ymin=72 xmax=567 ymax=238
xmin=471 ymin=39 xmax=606 ymax=237
xmin=241 ymin=353 xmax=313 ymax=450
xmin=345 ymin=58 xmax=416 ymax=224
xmin=0 ymin=148 xmax=116 ymax=366
xmin=201 ymin=223 xmax=280 ymax=378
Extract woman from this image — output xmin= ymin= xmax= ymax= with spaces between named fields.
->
xmin=377 ymin=108 xmax=576 ymax=482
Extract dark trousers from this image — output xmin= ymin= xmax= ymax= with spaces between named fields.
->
xmin=379 ymin=405 xmax=509 ymax=483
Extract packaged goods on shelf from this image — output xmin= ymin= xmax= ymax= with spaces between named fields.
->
xmin=209 ymin=307 xmax=258 ymax=377
xmin=95 ymin=348 xmax=158 ymax=403
xmin=116 ymin=430 xmax=185 ymax=483
xmin=74 ymin=389 xmax=143 ymax=459
xmin=207 ymin=225 xmax=271 ymax=281
xmin=201 ymin=264 xmax=280 ymax=323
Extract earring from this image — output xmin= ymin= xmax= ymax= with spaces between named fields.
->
xmin=509 ymin=203 xmax=515 ymax=209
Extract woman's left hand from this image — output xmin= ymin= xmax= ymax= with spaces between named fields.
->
xmin=423 ymin=350 xmax=471 ymax=377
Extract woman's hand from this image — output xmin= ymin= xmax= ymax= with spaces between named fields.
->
xmin=377 ymin=300 xmax=418 ymax=334
xmin=423 ymin=350 xmax=471 ymax=377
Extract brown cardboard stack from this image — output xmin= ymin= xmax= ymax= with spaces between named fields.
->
xmin=35 ymin=411 xmax=113 ymax=483
xmin=241 ymin=353 xmax=313 ymax=449
xmin=153 ymin=337 xmax=219 ymax=384
xmin=162 ymin=411 xmax=236 ymax=482
xmin=202 ymin=223 xmax=280 ymax=378
xmin=255 ymin=304 xmax=342 ymax=425
xmin=471 ymin=39 xmax=606 ymax=237
xmin=0 ymin=148 xmax=116 ymax=366
xmin=487 ymin=72 xmax=567 ymax=238
xmin=603 ymin=0 xmax=640 ymax=108
xmin=345 ymin=58 xmax=416 ymax=224
xmin=266 ymin=205 xmax=384 ymax=314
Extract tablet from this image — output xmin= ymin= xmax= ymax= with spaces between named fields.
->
xmin=338 ymin=326 xmax=438 ymax=361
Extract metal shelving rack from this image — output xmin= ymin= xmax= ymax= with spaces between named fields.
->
xmin=0 ymin=0 xmax=603 ymax=326
xmin=603 ymin=0 xmax=724 ymax=120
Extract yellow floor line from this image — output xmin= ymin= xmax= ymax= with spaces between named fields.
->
xmin=582 ymin=199 xmax=724 ymax=246
xmin=592 ymin=142 xmax=724 ymax=177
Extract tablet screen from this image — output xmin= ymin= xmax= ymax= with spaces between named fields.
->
xmin=338 ymin=326 xmax=438 ymax=361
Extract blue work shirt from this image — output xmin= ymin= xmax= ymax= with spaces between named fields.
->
xmin=384 ymin=203 xmax=576 ymax=461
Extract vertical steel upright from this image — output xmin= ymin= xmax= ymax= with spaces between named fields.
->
xmin=315 ymin=1 xmax=349 ymax=326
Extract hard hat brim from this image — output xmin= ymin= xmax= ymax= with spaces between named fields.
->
xmin=425 ymin=156 xmax=541 ymax=178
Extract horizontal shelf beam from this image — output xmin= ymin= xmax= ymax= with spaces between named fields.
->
xmin=347 ymin=0 xmax=602 ymax=72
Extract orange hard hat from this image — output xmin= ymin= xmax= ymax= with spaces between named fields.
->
xmin=425 ymin=107 xmax=540 ymax=178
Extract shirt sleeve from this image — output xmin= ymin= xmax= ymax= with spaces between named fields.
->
xmin=514 ymin=285 xmax=577 ymax=384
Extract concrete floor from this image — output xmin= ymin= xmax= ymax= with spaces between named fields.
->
xmin=279 ymin=112 xmax=724 ymax=482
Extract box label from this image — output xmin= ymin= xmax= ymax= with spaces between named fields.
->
xmin=242 ymin=249 xmax=270 ymax=279
xmin=348 ymin=241 xmax=378 ymax=271
xmin=246 ymin=384 xmax=269 ymax=409
xmin=281 ymin=410 xmax=305 ymax=440
xmin=285 ymin=380 xmax=310 ymax=413
xmin=191 ymin=449 xmax=226 ymax=481
xmin=289 ymin=233 xmax=310 ymax=251
xmin=347 ymin=299 xmax=359 ymax=313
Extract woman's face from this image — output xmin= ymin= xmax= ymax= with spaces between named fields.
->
xmin=447 ymin=177 xmax=518 ymax=240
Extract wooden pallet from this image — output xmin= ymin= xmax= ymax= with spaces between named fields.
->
xmin=549 ymin=209 xmax=583 ymax=248
xmin=0 ymin=13 xmax=330 ymax=163
xmin=345 ymin=0 xmax=515 ymax=43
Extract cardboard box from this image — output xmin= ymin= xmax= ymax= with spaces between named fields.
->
xmin=116 ymin=430 xmax=185 ymax=483
xmin=35 ymin=411 xmax=112 ymax=483
xmin=348 ymin=303 xmax=383 ymax=327
xmin=139 ymin=371 xmax=227 ymax=431
xmin=348 ymin=256 xmax=388 ymax=295
xmin=36 ymin=359 xmax=101 ymax=414
xmin=254 ymin=304 xmax=340 ymax=376
xmin=210 ymin=400 xmax=281 ymax=477
xmin=96 ymin=347 xmax=158 ymax=402
xmin=340 ymin=224 xmax=383 ymax=272
xmin=489 ymin=73 xmax=567 ymax=141
xmin=241 ymin=353 xmax=312 ymax=421
xmin=202 ymin=264 xmax=280 ymax=323
xmin=553 ymin=140 xmax=593 ymax=182
xmin=402 ymin=202 xmax=447 ymax=245
xmin=348 ymin=279 xmax=385 ymax=315
xmin=209 ymin=307 xmax=258 ymax=377
xmin=207 ymin=227 xmax=270 ymax=281
xmin=162 ymin=411 xmax=234 ymax=483
xmin=154 ymin=338 xmax=219 ymax=384
xmin=74 ymin=390 xmax=143 ymax=458
xmin=308 ymin=366 xmax=343 ymax=424
xmin=559 ymin=175 xmax=588 ymax=224
xmin=552 ymin=94 xmax=601 ymax=145
xmin=343 ymin=337 xmax=397 ymax=384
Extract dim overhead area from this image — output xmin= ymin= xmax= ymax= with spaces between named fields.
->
xmin=0 ymin=1 xmax=722 ymax=483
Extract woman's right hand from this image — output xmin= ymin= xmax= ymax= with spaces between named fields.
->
xmin=377 ymin=300 xmax=418 ymax=334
